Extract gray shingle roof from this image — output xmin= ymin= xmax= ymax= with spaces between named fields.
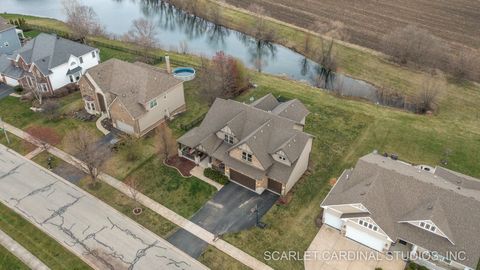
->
xmin=15 ymin=33 xmax=96 ymax=75
xmin=0 ymin=54 xmax=24 ymax=79
xmin=322 ymin=153 xmax=480 ymax=268
xmin=251 ymin=93 xmax=310 ymax=124
xmin=86 ymin=59 xmax=183 ymax=119
xmin=178 ymin=94 xmax=313 ymax=184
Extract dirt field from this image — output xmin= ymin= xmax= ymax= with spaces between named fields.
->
xmin=224 ymin=0 xmax=480 ymax=51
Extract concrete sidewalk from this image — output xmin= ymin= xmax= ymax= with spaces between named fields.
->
xmin=190 ymin=166 xmax=224 ymax=191
xmin=3 ymin=121 xmax=273 ymax=270
xmin=0 ymin=229 xmax=50 ymax=270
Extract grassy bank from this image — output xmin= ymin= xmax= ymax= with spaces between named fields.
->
xmin=0 ymin=245 xmax=29 ymax=270
xmin=0 ymin=203 xmax=91 ymax=270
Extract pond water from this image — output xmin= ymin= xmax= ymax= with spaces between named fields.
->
xmin=1 ymin=0 xmax=381 ymax=103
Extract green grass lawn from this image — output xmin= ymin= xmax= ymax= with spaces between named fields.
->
xmin=0 ymin=245 xmax=29 ymax=270
xmin=125 ymin=156 xmax=217 ymax=218
xmin=0 ymin=203 xmax=91 ymax=270
xmin=0 ymin=131 xmax=35 ymax=155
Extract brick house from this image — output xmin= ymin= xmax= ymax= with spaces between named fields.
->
xmin=79 ymin=59 xmax=186 ymax=137
xmin=0 ymin=33 xmax=99 ymax=92
xmin=178 ymin=94 xmax=313 ymax=195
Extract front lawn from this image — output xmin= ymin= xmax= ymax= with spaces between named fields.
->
xmin=0 ymin=245 xmax=29 ymax=270
xmin=124 ymin=156 xmax=217 ymax=218
xmin=0 ymin=131 xmax=35 ymax=155
xmin=0 ymin=203 xmax=91 ymax=270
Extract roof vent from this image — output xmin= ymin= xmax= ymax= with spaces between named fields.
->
xmin=360 ymin=192 xmax=366 ymax=196
xmin=427 ymin=205 xmax=433 ymax=210
xmin=457 ymin=186 xmax=461 ymax=190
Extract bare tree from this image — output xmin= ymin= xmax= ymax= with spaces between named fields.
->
xmin=208 ymin=2 xmax=223 ymax=25
xmin=448 ymin=49 xmax=480 ymax=82
xmin=248 ymin=4 xmax=276 ymax=42
xmin=41 ymin=99 xmax=60 ymax=120
xmin=62 ymin=0 xmax=103 ymax=42
xmin=415 ymin=77 xmax=446 ymax=113
xmin=315 ymin=20 xmax=349 ymax=41
xmin=125 ymin=177 xmax=141 ymax=205
xmin=123 ymin=18 xmax=159 ymax=62
xmin=311 ymin=38 xmax=337 ymax=88
xmin=65 ymin=128 xmax=110 ymax=186
xmin=381 ymin=25 xmax=446 ymax=68
xmin=155 ymin=123 xmax=177 ymax=161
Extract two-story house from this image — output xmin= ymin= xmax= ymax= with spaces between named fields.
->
xmin=178 ymin=93 xmax=313 ymax=196
xmin=0 ymin=17 xmax=22 ymax=55
xmin=0 ymin=33 xmax=99 ymax=93
xmin=79 ymin=59 xmax=186 ymax=137
xmin=321 ymin=152 xmax=480 ymax=270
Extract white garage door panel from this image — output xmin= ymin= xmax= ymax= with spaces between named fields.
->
xmin=324 ymin=212 xmax=343 ymax=229
xmin=345 ymin=225 xmax=386 ymax=252
xmin=116 ymin=120 xmax=134 ymax=134
xmin=4 ymin=76 xmax=19 ymax=86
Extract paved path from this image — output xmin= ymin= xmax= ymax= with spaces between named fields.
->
xmin=24 ymin=147 xmax=44 ymax=159
xmin=0 ymin=145 xmax=208 ymax=270
xmin=3 ymin=121 xmax=274 ymax=270
xmin=95 ymin=114 xmax=110 ymax=135
xmin=190 ymin=166 xmax=224 ymax=191
xmin=0 ymin=228 xmax=50 ymax=270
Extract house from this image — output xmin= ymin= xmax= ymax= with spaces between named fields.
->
xmin=79 ymin=59 xmax=186 ymax=137
xmin=321 ymin=152 xmax=480 ymax=270
xmin=177 ymin=93 xmax=313 ymax=196
xmin=0 ymin=33 xmax=99 ymax=91
xmin=0 ymin=17 xmax=22 ymax=55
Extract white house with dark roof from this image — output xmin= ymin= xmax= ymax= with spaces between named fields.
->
xmin=178 ymin=93 xmax=313 ymax=195
xmin=321 ymin=153 xmax=480 ymax=270
xmin=0 ymin=33 xmax=99 ymax=93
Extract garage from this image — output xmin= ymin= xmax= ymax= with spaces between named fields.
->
xmin=323 ymin=209 xmax=343 ymax=229
xmin=115 ymin=120 xmax=135 ymax=134
xmin=230 ymin=169 xmax=256 ymax=191
xmin=345 ymin=224 xmax=387 ymax=252
xmin=267 ymin=178 xmax=283 ymax=195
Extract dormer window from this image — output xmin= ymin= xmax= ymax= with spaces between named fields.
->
xmin=419 ymin=221 xmax=436 ymax=232
xmin=242 ymin=151 xmax=252 ymax=162
xmin=224 ymin=134 xmax=234 ymax=144
xmin=149 ymin=99 xmax=158 ymax=109
xmin=79 ymin=56 xmax=84 ymax=64
xmin=278 ymin=155 xmax=287 ymax=161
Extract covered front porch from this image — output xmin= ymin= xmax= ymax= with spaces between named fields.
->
xmin=178 ymin=143 xmax=210 ymax=166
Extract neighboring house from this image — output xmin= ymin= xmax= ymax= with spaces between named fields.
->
xmin=79 ymin=59 xmax=186 ymax=137
xmin=0 ymin=17 xmax=21 ymax=55
xmin=178 ymin=93 xmax=313 ymax=195
xmin=0 ymin=33 xmax=99 ymax=92
xmin=321 ymin=152 xmax=480 ymax=270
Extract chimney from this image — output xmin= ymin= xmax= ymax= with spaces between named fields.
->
xmin=165 ymin=55 xmax=171 ymax=74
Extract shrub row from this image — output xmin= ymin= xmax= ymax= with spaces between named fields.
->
xmin=204 ymin=168 xmax=229 ymax=185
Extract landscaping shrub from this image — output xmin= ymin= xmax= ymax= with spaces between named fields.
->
xmin=204 ymin=168 xmax=229 ymax=185
xmin=405 ymin=262 xmax=429 ymax=270
xmin=13 ymin=85 xmax=23 ymax=94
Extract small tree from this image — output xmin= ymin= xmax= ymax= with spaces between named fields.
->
xmin=62 ymin=0 xmax=103 ymax=42
xmin=123 ymin=18 xmax=159 ymax=62
xmin=155 ymin=123 xmax=177 ymax=161
xmin=125 ymin=177 xmax=141 ymax=205
xmin=311 ymin=39 xmax=337 ymax=88
xmin=415 ymin=77 xmax=445 ymax=114
xmin=65 ymin=129 xmax=110 ymax=186
xmin=41 ymin=99 xmax=61 ymax=121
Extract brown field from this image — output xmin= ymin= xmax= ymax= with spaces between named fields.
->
xmin=224 ymin=0 xmax=480 ymax=51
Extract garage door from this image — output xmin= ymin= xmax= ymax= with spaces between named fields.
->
xmin=116 ymin=120 xmax=135 ymax=134
xmin=267 ymin=179 xmax=283 ymax=195
xmin=230 ymin=169 xmax=256 ymax=191
xmin=345 ymin=225 xmax=387 ymax=252
xmin=323 ymin=210 xmax=343 ymax=229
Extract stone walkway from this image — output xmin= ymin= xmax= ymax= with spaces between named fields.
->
xmin=24 ymin=147 xmax=44 ymax=160
xmin=0 ymin=229 xmax=50 ymax=270
xmin=95 ymin=114 xmax=110 ymax=135
xmin=3 ymin=121 xmax=273 ymax=270
xmin=190 ymin=166 xmax=224 ymax=191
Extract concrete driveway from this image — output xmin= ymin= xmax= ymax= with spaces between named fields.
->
xmin=0 ymin=145 xmax=207 ymax=270
xmin=168 ymin=183 xmax=279 ymax=258
xmin=0 ymin=83 xmax=14 ymax=100
xmin=305 ymin=226 xmax=406 ymax=270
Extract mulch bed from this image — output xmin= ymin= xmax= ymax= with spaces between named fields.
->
xmin=165 ymin=155 xmax=196 ymax=177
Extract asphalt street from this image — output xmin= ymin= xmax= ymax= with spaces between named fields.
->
xmin=0 ymin=145 xmax=207 ymax=270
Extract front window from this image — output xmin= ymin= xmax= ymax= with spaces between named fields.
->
xmin=242 ymin=151 xmax=252 ymax=162
xmin=26 ymin=76 xmax=34 ymax=87
xmin=92 ymin=51 xmax=96 ymax=58
xmin=79 ymin=56 xmax=84 ymax=64
xmin=38 ymin=83 xmax=48 ymax=92
xmin=69 ymin=75 xmax=75 ymax=83
xmin=149 ymin=99 xmax=158 ymax=109
xmin=224 ymin=134 xmax=234 ymax=144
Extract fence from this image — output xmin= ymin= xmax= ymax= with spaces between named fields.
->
xmin=180 ymin=112 xmax=207 ymax=131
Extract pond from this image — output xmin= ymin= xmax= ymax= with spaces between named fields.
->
xmin=1 ymin=0 xmax=384 ymax=104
